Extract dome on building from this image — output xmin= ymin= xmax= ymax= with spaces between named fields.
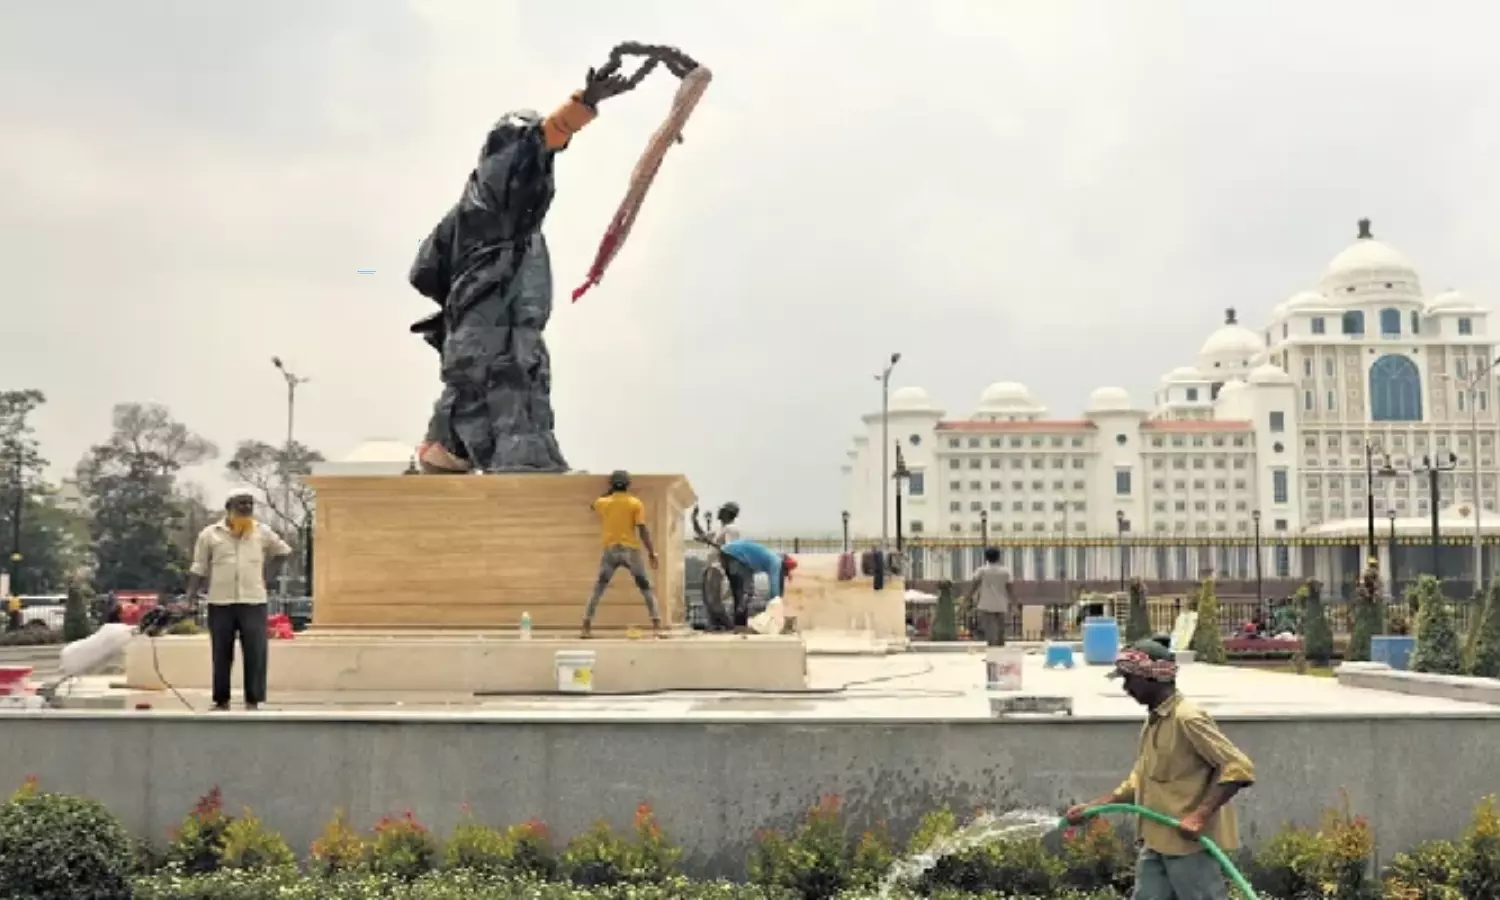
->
xmin=975 ymin=381 xmax=1046 ymax=418
xmin=1197 ymin=308 xmax=1260 ymax=371
xmin=1428 ymin=289 xmax=1479 ymax=313
xmin=1249 ymin=363 xmax=1293 ymax=385
xmin=1320 ymin=219 xmax=1420 ymax=295
xmin=1285 ymin=290 xmax=1329 ymax=310
xmin=1087 ymin=386 xmax=1132 ymax=412
xmin=343 ymin=439 xmax=415 ymax=463
xmin=1161 ymin=365 xmax=1203 ymax=384
xmin=889 ymin=386 xmax=934 ymax=412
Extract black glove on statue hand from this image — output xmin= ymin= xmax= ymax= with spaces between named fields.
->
xmin=580 ymin=66 xmax=634 ymax=109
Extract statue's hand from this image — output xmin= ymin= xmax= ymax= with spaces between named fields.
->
xmin=581 ymin=66 xmax=632 ymax=108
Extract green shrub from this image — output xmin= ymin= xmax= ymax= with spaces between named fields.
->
xmin=1347 ymin=560 xmax=1382 ymax=662
xmin=1301 ymin=579 xmax=1335 ymax=667
xmin=1253 ymin=801 xmax=1372 ymax=900
xmin=1410 ymin=576 xmax=1463 ymax=674
xmin=131 ymin=870 xmax=802 ymax=898
xmin=1470 ymin=580 xmax=1500 ymax=678
xmin=1060 ymin=815 xmax=1134 ymax=893
xmin=0 ymin=777 xmax=133 ymax=900
xmin=445 ymin=813 xmax=557 ymax=880
xmin=0 ymin=627 xmax=65 ymax=645
xmin=367 ymin=810 xmax=439 ymax=880
xmin=932 ymin=580 xmax=957 ymax=641
xmin=1125 ymin=578 xmax=1152 ymax=643
xmin=309 ymin=808 xmax=367 ymax=875
xmin=165 ymin=786 xmax=234 ymax=875
xmin=1383 ymin=839 xmax=1465 ymax=899
xmin=218 ymin=808 xmax=295 ymax=871
xmin=1459 ymin=795 xmax=1500 ymax=900
xmin=63 ymin=584 xmax=93 ymax=642
xmin=1190 ymin=577 xmax=1227 ymax=664
xmin=560 ymin=803 xmax=679 ymax=887
xmin=921 ymin=833 xmax=1065 ymax=896
xmin=748 ymin=794 xmax=861 ymax=899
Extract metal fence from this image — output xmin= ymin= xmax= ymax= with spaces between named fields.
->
xmin=906 ymin=595 xmax=1478 ymax=648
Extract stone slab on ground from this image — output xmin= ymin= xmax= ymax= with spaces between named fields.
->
xmin=1336 ymin=661 xmax=1500 ymax=704
xmin=46 ymin=653 xmax=1500 ymax=721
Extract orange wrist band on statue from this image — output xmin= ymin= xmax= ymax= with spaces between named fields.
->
xmin=543 ymin=91 xmax=597 ymax=149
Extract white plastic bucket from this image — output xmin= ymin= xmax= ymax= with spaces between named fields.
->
xmin=555 ymin=650 xmax=596 ymax=694
xmin=984 ymin=647 xmax=1025 ymax=692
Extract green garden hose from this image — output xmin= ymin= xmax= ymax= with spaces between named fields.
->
xmin=1061 ymin=803 xmax=1258 ymax=899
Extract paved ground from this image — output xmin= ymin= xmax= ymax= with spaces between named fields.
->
xmin=29 ymin=644 xmax=1500 ymax=720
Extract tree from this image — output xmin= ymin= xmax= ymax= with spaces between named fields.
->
xmin=1301 ymin=579 xmax=1334 ymax=666
xmin=0 ymin=390 xmax=59 ymax=594
xmin=1347 ymin=559 xmax=1383 ymax=662
xmin=76 ymin=403 xmax=216 ymax=593
xmin=1125 ymin=577 xmax=1152 ymax=643
xmin=1410 ymin=575 xmax=1462 ymax=675
xmin=1189 ymin=577 xmax=1227 ymax=664
xmin=1471 ymin=579 xmax=1500 ymax=678
xmin=932 ymin=580 xmax=957 ymax=641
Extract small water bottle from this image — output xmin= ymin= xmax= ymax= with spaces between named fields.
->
xmin=519 ymin=611 xmax=532 ymax=640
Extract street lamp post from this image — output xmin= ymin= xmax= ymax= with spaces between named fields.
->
xmin=980 ymin=508 xmax=989 ymax=548
xmin=874 ymin=352 xmax=902 ymax=554
xmin=892 ymin=443 xmax=911 ymax=557
xmin=1387 ymin=508 xmax=1399 ymax=589
xmin=1459 ymin=356 xmax=1500 ymax=588
xmin=7 ymin=441 xmax=22 ymax=596
xmin=840 ymin=510 xmax=850 ymax=553
xmin=1252 ymin=509 xmax=1263 ymax=610
xmin=1115 ymin=510 xmax=1130 ymax=592
xmin=271 ymin=357 xmax=311 ymax=531
xmin=1364 ymin=441 xmax=1398 ymax=564
xmin=1416 ymin=452 xmax=1460 ymax=583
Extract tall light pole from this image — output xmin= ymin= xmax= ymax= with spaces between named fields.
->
xmin=1416 ymin=452 xmax=1460 ymax=583
xmin=875 ymin=352 xmax=901 ymax=552
xmin=1115 ymin=510 xmax=1130 ymax=592
xmin=1252 ymin=509 xmax=1263 ymax=610
xmin=1387 ymin=508 xmax=1398 ymax=589
xmin=272 ymin=357 xmax=311 ymax=583
xmin=1458 ymin=355 xmax=1500 ymax=588
xmin=1364 ymin=441 xmax=1397 ymax=565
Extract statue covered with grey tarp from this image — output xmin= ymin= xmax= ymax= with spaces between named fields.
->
xmin=408 ymin=110 xmax=571 ymax=473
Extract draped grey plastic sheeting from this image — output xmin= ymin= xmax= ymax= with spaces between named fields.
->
xmin=408 ymin=110 xmax=570 ymax=473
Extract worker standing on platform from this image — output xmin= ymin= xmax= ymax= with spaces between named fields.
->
xmin=183 ymin=490 xmax=292 ymax=711
xmin=582 ymin=470 xmax=662 ymax=639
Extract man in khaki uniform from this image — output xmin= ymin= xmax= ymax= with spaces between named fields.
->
xmin=1065 ymin=640 xmax=1255 ymax=900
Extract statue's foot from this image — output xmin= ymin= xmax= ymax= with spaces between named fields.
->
xmin=418 ymin=441 xmax=471 ymax=474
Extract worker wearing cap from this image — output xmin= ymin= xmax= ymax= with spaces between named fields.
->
xmin=1065 ymin=640 xmax=1255 ymax=900
xmin=719 ymin=540 xmax=797 ymax=622
xmin=582 ymin=471 xmax=661 ymax=638
xmin=183 ymin=490 xmax=293 ymax=711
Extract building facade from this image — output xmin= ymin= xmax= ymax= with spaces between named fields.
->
xmin=842 ymin=220 xmax=1499 ymax=590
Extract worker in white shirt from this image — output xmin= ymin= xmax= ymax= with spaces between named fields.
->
xmin=183 ymin=490 xmax=292 ymax=711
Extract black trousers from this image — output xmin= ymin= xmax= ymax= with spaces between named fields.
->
xmin=207 ymin=603 xmax=269 ymax=706
xmin=723 ymin=556 xmax=753 ymax=628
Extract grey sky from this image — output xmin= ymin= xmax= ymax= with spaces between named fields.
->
xmin=2 ymin=1 xmax=1497 ymax=534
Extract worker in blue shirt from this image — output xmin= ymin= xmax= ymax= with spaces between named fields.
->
xmin=720 ymin=540 xmax=797 ymax=624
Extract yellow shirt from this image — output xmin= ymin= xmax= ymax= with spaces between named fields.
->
xmin=1113 ymin=693 xmax=1255 ymax=855
xmin=592 ymin=493 xmax=645 ymax=549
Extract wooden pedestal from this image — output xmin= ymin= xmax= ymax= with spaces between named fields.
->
xmin=305 ymin=474 xmax=696 ymax=631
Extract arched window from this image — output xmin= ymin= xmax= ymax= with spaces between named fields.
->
xmin=1342 ymin=310 xmax=1365 ymax=335
xmin=1379 ymin=308 xmax=1401 ymax=336
xmin=1369 ymin=354 xmax=1423 ymax=422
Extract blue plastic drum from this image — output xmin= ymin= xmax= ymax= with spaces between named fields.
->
xmin=1081 ymin=616 xmax=1121 ymax=665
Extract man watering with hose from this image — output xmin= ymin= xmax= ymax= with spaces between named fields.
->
xmin=1065 ymin=640 xmax=1256 ymax=900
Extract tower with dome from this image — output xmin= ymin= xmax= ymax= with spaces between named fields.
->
xmin=842 ymin=219 xmax=1497 ymax=593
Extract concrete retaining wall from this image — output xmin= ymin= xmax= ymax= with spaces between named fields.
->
xmin=4 ymin=713 xmax=1498 ymax=876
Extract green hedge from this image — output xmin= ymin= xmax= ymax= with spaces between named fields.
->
xmin=8 ymin=778 xmax=1500 ymax=899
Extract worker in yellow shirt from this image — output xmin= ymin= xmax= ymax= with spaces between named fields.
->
xmin=582 ymin=470 xmax=661 ymax=638
xmin=5 ymin=595 xmax=20 ymax=632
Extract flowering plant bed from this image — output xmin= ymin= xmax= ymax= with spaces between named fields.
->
xmin=6 ymin=777 xmax=1500 ymax=899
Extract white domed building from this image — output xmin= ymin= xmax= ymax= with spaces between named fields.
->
xmin=842 ymin=219 xmax=1499 ymax=592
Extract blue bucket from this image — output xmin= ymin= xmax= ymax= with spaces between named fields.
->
xmin=1082 ymin=617 xmax=1121 ymax=665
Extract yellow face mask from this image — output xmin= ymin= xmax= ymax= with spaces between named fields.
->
xmin=227 ymin=515 xmax=255 ymax=538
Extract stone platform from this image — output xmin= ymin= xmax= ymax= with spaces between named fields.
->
xmin=122 ymin=632 xmax=809 ymax=695
xmin=305 ymin=473 xmax=696 ymax=632
xmin=782 ymin=553 xmax=907 ymax=645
